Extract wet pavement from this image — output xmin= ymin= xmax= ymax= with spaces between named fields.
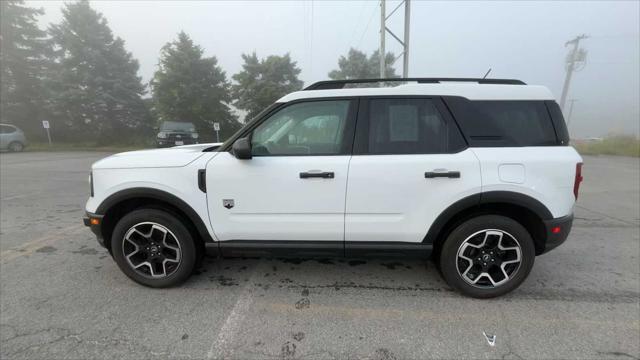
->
xmin=1 ymin=152 xmax=638 ymax=359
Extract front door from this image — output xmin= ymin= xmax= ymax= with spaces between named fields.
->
xmin=206 ymin=99 xmax=357 ymax=242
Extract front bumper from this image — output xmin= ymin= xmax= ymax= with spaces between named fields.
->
xmin=541 ymin=214 xmax=574 ymax=254
xmin=83 ymin=212 xmax=105 ymax=247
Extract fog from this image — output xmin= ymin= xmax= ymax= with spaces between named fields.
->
xmin=30 ymin=0 xmax=640 ymax=138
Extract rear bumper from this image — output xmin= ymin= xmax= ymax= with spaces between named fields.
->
xmin=83 ymin=212 xmax=105 ymax=247
xmin=541 ymin=214 xmax=573 ymax=254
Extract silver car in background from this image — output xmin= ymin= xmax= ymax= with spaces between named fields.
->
xmin=0 ymin=124 xmax=27 ymax=152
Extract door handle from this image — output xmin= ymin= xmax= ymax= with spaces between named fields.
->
xmin=425 ymin=170 xmax=460 ymax=179
xmin=300 ymin=171 xmax=335 ymax=179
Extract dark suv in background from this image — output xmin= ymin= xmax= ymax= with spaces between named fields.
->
xmin=156 ymin=121 xmax=199 ymax=147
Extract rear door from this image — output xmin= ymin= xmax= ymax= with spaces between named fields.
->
xmin=345 ymin=97 xmax=481 ymax=244
xmin=206 ymin=99 xmax=357 ymax=242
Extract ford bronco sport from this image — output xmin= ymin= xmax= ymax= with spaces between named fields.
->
xmin=84 ymin=78 xmax=583 ymax=298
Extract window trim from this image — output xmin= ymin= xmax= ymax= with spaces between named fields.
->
xmin=218 ymin=97 xmax=360 ymax=156
xmin=353 ymin=96 xmax=468 ymax=155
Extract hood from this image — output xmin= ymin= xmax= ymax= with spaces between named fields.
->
xmin=92 ymin=143 xmax=222 ymax=169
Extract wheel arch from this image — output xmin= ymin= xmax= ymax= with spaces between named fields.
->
xmin=426 ymin=191 xmax=552 ymax=256
xmin=95 ymin=188 xmax=214 ymax=251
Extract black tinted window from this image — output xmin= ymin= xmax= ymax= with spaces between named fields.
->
xmin=445 ymin=97 xmax=559 ymax=147
xmin=367 ymin=98 xmax=462 ymax=154
xmin=545 ymin=101 xmax=570 ymax=145
xmin=472 ymin=101 xmax=557 ymax=146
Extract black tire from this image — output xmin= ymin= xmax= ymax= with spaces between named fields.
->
xmin=111 ymin=208 xmax=197 ymax=287
xmin=8 ymin=141 xmax=24 ymax=152
xmin=439 ymin=215 xmax=535 ymax=298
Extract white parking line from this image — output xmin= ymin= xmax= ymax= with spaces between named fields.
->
xmin=206 ymin=260 xmax=263 ymax=359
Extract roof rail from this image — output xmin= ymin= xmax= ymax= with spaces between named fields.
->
xmin=304 ymin=78 xmax=526 ymax=90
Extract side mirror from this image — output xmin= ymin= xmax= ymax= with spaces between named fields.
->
xmin=232 ymin=137 xmax=252 ymax=159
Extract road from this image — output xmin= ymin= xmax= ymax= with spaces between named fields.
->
xmin=1 ymin=152 xmax=638 ymax=359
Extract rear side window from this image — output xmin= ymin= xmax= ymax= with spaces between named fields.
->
xmin=365 ymin=98 xmax=465 ymax=154
xmin=545 ymin=101 xmax=570 ymax=145
xmin=0 ymin=125 xmax=16 ymax=134
xmin=444 ymin=97 xmax=560 ymax=147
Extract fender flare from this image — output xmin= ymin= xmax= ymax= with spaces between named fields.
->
xmin=424 ymin=191 xmax=553 ymax=244
xmin=96 ymin=187 xmax=214 ymax=243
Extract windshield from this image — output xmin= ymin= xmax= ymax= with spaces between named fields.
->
xmin=160 ymin=121 xmax=196 ymax=132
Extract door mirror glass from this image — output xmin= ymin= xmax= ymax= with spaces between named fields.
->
xmin=232 ymin=137 xmax=252 ymax=159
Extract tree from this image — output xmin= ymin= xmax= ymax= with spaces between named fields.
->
xmin=328 ymin=48 xmax=398 ymax=80
xmin=0 ymin=0 xmax=51 ymax=140
xmin=48 ymin=0 xmax=150 ymax=143
xmin=232 ymin=53 xmax=303 ymax=120
xmin=151 ymin=31 xmax=238 ymax=141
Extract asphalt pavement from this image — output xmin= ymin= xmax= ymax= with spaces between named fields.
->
xmin=0 ymin=151 xmax=638 ymax=359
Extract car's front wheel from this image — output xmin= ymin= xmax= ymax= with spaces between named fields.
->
xmin=111 ymin=208 xmax=197 ymax=287
xmin=439 ymin=215 xmax=535 ymax=298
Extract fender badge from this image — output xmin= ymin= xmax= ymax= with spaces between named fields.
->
xmin=223 ymin=199 xmax=234 ymax=209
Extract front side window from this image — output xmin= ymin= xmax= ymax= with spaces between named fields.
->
xmin=368 ymin=98 xmax=458 ymax=154
xmin=251 ymin=100 xmax=351 ymax=156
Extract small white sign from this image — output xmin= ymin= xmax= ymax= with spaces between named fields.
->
xmin=42 ymin=120 xmax=50 ymax=129
xmin=213 ymin=122 xmax=220 ymax=131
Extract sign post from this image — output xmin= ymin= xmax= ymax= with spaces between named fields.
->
xmin=213 ymin=122 xmax=220 ymax=142
xmin=42 ymin=120 xmax=52 ymax=145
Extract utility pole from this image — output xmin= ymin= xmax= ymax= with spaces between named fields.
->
xmin=559 ymin=34 xmax=588 ymax=111
xmin=379 ymin=0 xmax=411 ymax=78
xmin=379 ymin=0 xmax=386 ymax=78
xmin=403 ymin=0 xmax=410 ymax=77
xmin=566 ymin=99 xmax=578 ymax=126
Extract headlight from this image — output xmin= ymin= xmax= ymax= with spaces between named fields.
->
xmin=157 ymin=132 xmax=167 ymax=139
xmin=192 ymin=133 xmax=199 ymax=139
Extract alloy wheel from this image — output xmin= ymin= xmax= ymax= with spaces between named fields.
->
xmin=456 ymin=229 xmax=522 ymax=288
xmin=122 ymin=222 xmax=182 ymax=278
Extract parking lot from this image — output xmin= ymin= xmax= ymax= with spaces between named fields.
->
xmin=0 ymin=151 xmax=638 ymax=359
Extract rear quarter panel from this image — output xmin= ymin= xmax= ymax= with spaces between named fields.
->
xmin=471 ymin=147 xmax=583 ymax=218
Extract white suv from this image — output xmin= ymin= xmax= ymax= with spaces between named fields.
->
xmin=84 ymin=78 xmax=583 ymax=298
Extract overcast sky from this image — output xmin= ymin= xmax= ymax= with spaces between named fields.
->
xmin=30 ymin=0 xmax=640 ymax=137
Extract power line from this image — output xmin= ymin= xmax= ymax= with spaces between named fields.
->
xmin=355 ymin=3 xmax=378 ymax=50
xmin=346 ymin=1 xmax=368 ymax=51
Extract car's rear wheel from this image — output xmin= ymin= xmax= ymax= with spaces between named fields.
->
xmin=111 ymin=208 xmax=196 ymax=287
xmin=439 ymin=215 xmax=535 ymax=298
xmin=8 ymin=141 xmax=24 ymax=152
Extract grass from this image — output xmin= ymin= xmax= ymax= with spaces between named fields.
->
xmin=26 ymin=141 xmax=153 ymax=153
xmin=573 ymin=135 xmax=640 ymax=157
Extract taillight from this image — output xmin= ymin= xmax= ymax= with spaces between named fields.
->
xmin=573 ymin=163 xmax=583 ymax=199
